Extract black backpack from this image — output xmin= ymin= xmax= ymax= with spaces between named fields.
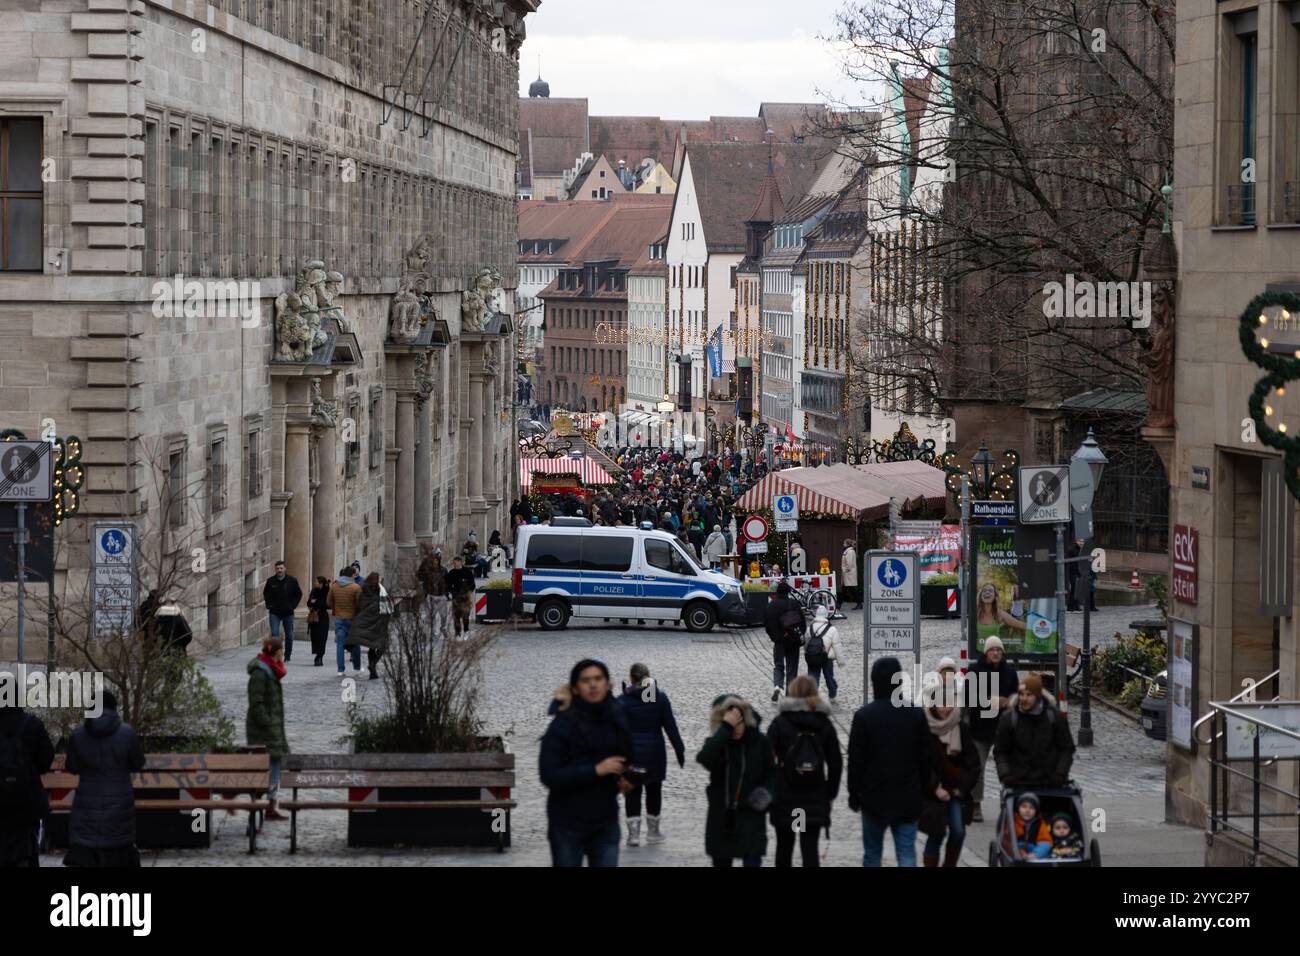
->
xmin=0 ymin=718 xmax=35 ymax=814
xmin=778 ymin=606 xmax=805 ymax=644
xmin=805 ymin=623 xmax=830 ymax=668
xmin=782 ymin=729 xmax=827 ymax=791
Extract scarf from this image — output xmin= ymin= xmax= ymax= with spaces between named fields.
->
xmin=925 ymin=706 xmax=963 ymax=755
xmin=258 ymin=652 xmax=286 ymax=680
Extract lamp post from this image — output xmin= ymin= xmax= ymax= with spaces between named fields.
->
xmin=970 ymin=439 xmax=994 ymax=499
xmin=1070 ymin=427 xmax=1108 ymax=746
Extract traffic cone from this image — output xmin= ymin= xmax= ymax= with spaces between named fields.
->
xmin=1128 ymin=568 xmax=1142 ymax=590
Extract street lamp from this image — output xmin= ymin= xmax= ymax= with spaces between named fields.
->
xmin=971 ymin=439 xmax=994 ymax=499
xmin=1070 ymin=427 xmax=1108 ymax=746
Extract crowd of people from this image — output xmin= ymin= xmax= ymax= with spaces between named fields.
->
xmin=538 ymin=649 xmax=1078 ymax=868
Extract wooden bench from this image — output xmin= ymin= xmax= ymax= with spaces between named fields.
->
xmin=44 ymin=753 xmax=272 ymax=854
xmin=281 ymin=753 xmax=517 ymax=854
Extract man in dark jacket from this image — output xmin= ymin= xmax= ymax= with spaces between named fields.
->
xmin=764 ymin=581 xmax=805 ymax=703
xmin=966 ymin=635 xmax=1019 ymax=820
xmin=64 ymin=690 xmax=147 ymax=866
xmin=263 ymin=561 xmax=303 ymax=661
xmin=616 ymin=663 xmax=686 ymax=847
xmin=0 ymin=705 xmax=55 ymax=867
xmin=767 ymin=678 xmax=842 ymax=867
xmin=417 ymin=546 xmax=450 ymax=638
xmin=994 ymin=673 xmax=1076 ymax=788
xmin=539 ymin=659 xmax=633 ymax=867
xmin=847 ymin=657 xmax=930 ymax=867
xmin=446 ymin=556 xmax=478 ymax=638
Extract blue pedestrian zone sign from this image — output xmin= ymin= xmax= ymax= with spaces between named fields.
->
xmin=101 ymin=529 xmax=126 ymax=556
xmin=877 ymin=557 xmax=907 ymax=589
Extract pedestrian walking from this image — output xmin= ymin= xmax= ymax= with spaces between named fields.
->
xmin=967 ymin=635 xmax=1018 ymax=820
xmin=246 ymin=637 xmax=289 ymax=821
xmin=446 ymin=556 xmax=477 ymax=638
xmin=263 ymin=561 xmax=303 ymax=661
xmin=767 ymin=675 xmax=841 ymax=867
xmin=841 ymin=539 xmax=861 ymax=609
xmin=804 ymin=605 xmax=841 ymax=700
xmin=306 ymin=576 xmax=331 ymax=666
xmin=616 ymin=664 xmax=686 ymax=847
xmin=919 ymin=663 xmax=980 ymax=867
xmin=152 ymin=599 xmax=194 ymax=655
xmin=697 ymin=693 xmax=774 ymax=867
xmin=0 ymin=703 xmax=55 ymax=867
xmin=63 ymin=690 xmax=147 ymax=866
xmin=326 ymin=567 xmax=363 ymax=675
xmin=764 ymin=581 xmax=805 ymax=702
xmin=346 ymin=573 xmax=391 ymax=679
xmin=417 ymin=546 xmax=450 ymax=638
xmin=703 ymin=524 xmax=727 ymax=568
xmin=847 ymin=657 xmax=930 ymax=867
xmin=994 ymin=674 xmax=1076 ymax=789
xmin=539 ymin=659 xmax=633 ymax=867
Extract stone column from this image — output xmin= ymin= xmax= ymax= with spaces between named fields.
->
xmin=414 ymin=398 xmax=433 ymax=544
xmin=481 ymin=375 xmax=496 ymax=500
xmin=312 ymin=423 xmax=338 ymax=579
xmin=469 ymin=372 xmax=485 ymax=502
xmin=395 ymin=392 xmax=417 ymax=546
xmin=284 ymin=420 xmax=313 ymax=581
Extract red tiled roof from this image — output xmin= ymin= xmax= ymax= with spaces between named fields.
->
xmin=519 ymin=97 xmax=590 ymax=173
xmin=746 ymin=172 xmax=785 ymax=224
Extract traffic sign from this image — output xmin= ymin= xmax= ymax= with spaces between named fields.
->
xmin=92 ymin=522 xmax=137 ymax=638
xmin=971 ymin=500 xmax=1016 ymax=520
xmin=742 ymin=514 xmax=768 ymax=542
xmin=869 ymin=553 xmax=916 ymax=601
xmin=0 ymin=441 xmax=53 ymax=502
xmin=1018 ymin=465 xmax=1071 ymax=524
xmin=864 ymin=550 xmax=920 ymax=665
xmin=772 ymin=494 xmax=799 ymax=520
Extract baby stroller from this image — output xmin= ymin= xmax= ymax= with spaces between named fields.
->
xmin=988 ymin=783 xmax=1101 ymax=867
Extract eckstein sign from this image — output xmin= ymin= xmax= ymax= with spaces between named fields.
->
xmin=1172 ymin=524 xmax=1197 ymax=605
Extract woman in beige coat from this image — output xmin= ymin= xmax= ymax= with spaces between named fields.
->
xmin=841 ymin=539 xmax=861 ymax=609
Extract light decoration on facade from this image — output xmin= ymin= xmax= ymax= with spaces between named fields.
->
xmin=0 ymin=429 xmax=85 ymax=525
xmin=1242 ymin=292 xmax=1300 ymax=499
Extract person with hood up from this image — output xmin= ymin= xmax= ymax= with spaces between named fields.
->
xmin=697 ymin=693 xmax=775 ymax=867
xmin=326 ymin=566 xmax=363 ymax=675
xmin=967 ymin=635 xmax=1019 ymax=820
xmin=804 ymin=605 xmax=841 ymax=700
xmin=64 ymin=690 xmax=147 ymax=866
xmin=246 ymin=637 xmax=290 ymax=821
xmin=616 ymin=663 xmax=686 ymax=847
xmin=345 ymin=572 xmax=391 ymax=679
xmin=994 ymin=673 xmax=1076 ymax=788
xmin=847 ymin=657 xmax=931 ymax=867
xmin=539 ymin=659 xmax=633 ymax=867
xmin=767 ymin=675 xmax=841 ymax=867
xmin=919 ymin=659 xmax=981 ymax=866
xmin=703 ymin=524 xmax=728 ymax=569
xmin=0 ymin=703 xmax=55 ymax=866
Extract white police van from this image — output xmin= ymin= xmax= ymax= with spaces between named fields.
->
xmin=512 ymin=519 xmax=746 ymax=632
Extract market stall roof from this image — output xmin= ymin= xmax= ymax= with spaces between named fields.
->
xmin=521 ymin=456 xmax=616 ymax=491
xmin=735 ymin=460 xmax=947 ymax=521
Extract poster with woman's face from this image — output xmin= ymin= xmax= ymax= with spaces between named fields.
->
xmin=970 ymin=527 xmax=1058 ymax=657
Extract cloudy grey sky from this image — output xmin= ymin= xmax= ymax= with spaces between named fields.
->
xmin=518 ymin=0 xmax=868 ymax=118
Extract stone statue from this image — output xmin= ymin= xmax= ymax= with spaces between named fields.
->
xmin=318 ymin=270 xmax=351 ymax=333
xmin=482 ymin=342 xmax=498 ymax=376
xmin=413 ymin=349 xmax=438 ymax=409
xmin=461 ymin=267 xmax=502 ymax=333
xmin=1142 ymin=280 xmax=1176 ymax=429
xmin=310 ymin=377 xmax=337 ymax=428
xmin=406 ymin=234 xmax=432 ymax=276
xmin=274 ymin=258 xmax=345 ymax=361
xmin=390 ymin=237 xmax=436 ymax=344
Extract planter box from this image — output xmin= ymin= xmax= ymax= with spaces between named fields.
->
xmin=920 ymin=584 xmax=959 ymax=618
xmin=476 ymin=587 xmax=513 ymax=622
xmin=45 ymin=792 xmax=213 ymax=850
xmin=742 ymin=591 xmax=772 ymax=626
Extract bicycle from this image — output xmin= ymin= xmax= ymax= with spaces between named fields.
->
xmin=788 ymin=581 xmax=838 ymax=618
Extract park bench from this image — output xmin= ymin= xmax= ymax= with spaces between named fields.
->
xmin=280 ymin=753 xmax=517 ymax=854
xmin=44 ymin=752 xmax=272 ymax=854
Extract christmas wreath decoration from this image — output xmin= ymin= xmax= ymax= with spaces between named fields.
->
xmin=1241 ymin=290 xmax=1300 ymax=501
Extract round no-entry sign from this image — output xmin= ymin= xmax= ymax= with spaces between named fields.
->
xmin=742 ymin=514 xmax=768 ymax=542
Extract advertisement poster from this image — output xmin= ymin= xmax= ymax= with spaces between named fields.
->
xmin=969 ymin=526 xmax=1058 ymax=658
xmin=890 ymin=524 xmax=960 ymax=582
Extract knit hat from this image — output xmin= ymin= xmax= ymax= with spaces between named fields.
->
xmin=1017 ymin=792 xmax=1040 ymax=811
xmin=983 ymin=636 xmax=1005 ymax=653
xmin=1049 ymin=812 xmax=1074 ymax=827
xmin=937 ymin=656 xmax=958 ymax=674
xmin=1021 ymin=673 xmax=1043 ymax=696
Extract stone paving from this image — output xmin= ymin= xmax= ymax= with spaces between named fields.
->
xmin=40 ymin=601 xmax=1203 ymax=866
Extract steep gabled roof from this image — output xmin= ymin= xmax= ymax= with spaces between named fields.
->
xmin=746 ymin=170 xmax=785 ymax=224
xmin=519 ymin=97 xmax=590 ymax=174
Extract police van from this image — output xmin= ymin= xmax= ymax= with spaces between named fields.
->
xmin=512 ymin=520 xmax=746 ymax=632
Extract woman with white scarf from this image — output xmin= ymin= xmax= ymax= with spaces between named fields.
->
xmin=918 ymin=658 xmax=981 ymax=867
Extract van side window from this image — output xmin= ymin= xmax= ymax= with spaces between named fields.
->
xmin=527 ymin=534 xmax=580 ymax=570
xmin=671 ymin=543 xmax=699 ymax=574
xmin=644 ymin=539 xmax=674 ymax=573
xmin=582 ymin=536 xmax=634 ymax=572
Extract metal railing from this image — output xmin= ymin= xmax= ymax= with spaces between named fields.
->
xmin=1194 ymin=677 xmax=1299 ymax=866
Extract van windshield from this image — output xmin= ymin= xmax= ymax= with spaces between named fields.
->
xmin=645 ymin=538 xmax=699 ymax=576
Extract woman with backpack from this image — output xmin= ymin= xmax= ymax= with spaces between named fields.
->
xmin=804 ymin=605 xmax=841 ymax=701
xmin=766 ymin=675 xmax=841 ymax=867
xmin=764 ymin=581 xmax=805 ymax=703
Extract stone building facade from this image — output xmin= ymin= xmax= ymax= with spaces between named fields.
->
xmin=0 ymin=0 xmax=534 ymax=657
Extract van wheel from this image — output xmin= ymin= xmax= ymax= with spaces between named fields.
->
xmin=684 ymin=602 xmax=716 ymax=633
xmin=536 ymin=599 xmax=570 ymax=631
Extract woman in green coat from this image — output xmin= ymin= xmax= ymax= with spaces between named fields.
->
xmin=696 ymin=693 xmax=775 ymax=867
xmin=246 ymin=637 xmax=289 ymax=820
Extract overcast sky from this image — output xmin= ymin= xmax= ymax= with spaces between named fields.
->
xmin=518 ymin=0 xmax=870 ymax=118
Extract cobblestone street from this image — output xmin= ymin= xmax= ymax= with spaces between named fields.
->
xmin=38 ymin=601 xmax=1203 ymax=866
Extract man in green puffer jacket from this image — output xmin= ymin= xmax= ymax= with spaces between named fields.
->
xmin=247 ymin=637 xmax=290 ymax=821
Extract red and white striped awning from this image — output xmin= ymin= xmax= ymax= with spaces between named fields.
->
xmin=520 ymin=456 xmax=616 ymax=490
xmin=735 ymin=461 xmax=947 ymax=521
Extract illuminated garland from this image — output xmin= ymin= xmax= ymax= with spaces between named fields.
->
xmin=941 ymin=446 xmax=1020 ymax=503
xmin=0 ymin=429 xmax=85 ymax=525
xmin=1241 ymin=290 xmax=1300 ymax=500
